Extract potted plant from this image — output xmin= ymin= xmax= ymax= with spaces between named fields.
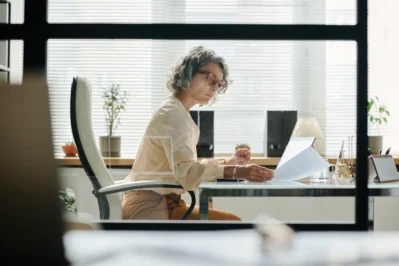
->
xmin=58 ymin=188 xmax=77 ymax=215
xmin=235 ymin=143 xmax=251 ymax=151
xmin=368 ymin=96 xmax=390 ymax=154
xmin=100 ymin=84 xmax=128 ymax=157
xmin=62 ymin=140 xmax=77 ymax=157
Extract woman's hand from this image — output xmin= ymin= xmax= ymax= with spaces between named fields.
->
xmin=236 ymin=164 xmax=274 ymax=182
xmin=224 ymin=148 xmax=251 ymax=165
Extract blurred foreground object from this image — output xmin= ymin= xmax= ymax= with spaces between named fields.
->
xmin=0 ymin=76 xmax=69 ymax=264
xmin=255 ymin=214 xmax=295 ymax=252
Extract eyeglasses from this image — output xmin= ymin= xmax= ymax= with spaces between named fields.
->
xmin=197 ymin=69 xmax=227 ymax=94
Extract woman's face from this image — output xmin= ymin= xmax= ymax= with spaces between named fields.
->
xmin=188 ymin=63 xmax=224 ymax=105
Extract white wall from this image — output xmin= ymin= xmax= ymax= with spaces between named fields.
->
xmin=58 ymin=167 xmax=399 ymax=230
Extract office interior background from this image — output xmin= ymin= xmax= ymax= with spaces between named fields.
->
xmin=5 ymin=0 xmax=398 ymax=157
xmin=3 ymin=0 xmax=399 ymax=230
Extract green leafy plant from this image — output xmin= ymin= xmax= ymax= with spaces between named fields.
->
xmin=59 ymin=188 xmax=77 ymax=215
xmin=64 ymin=140 xmax=75 ymax=146
xmin=101 ymin=84 xmax=128 ymax=137
xmin=368 ymin=96 xmax=390 ymax=134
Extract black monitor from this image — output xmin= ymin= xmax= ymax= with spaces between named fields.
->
xmin=267 ymin=110 xmax=297 ymax=157
xmin=190 ymin=110 xmax=214 ymax=158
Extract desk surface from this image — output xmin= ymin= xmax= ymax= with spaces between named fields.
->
xmin=56 ymin=156 xmax=282 ymax=167
xmin=56 ymin=156 xmax=399 ymax=167
xmin=198 ymin=176 xmax=399 ymax=220
xmin=64 ymin=229 xmax=399 ymax=265
xmin=199 ymin=177 xmax=399 ymax=199
xmin=200 ymin=178 xmax=399 ymax=190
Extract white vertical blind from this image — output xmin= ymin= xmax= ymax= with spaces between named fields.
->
xmin=48 ymin=0 xmax=356 ymax=24
xmin=47 ymin=0 xmax=358 ymax=158
xmin=186 ymin=41 xmax=294 ymax=154
xmin=325 ymin=41 xmax=357 ymax=156
xmin=47 ymin=40 xmax=155 ymax=155
xmin=322 ymin=0 xmax=399 ymax=156
xmin=368 ymin=0 xmax=399 ymax=155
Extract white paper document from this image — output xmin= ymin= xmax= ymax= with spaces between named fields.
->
xmin=274 ymin=137 xmax=330 ymax=181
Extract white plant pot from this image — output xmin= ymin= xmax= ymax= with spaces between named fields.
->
xmin=368 ymin=135 xmax=383 ymax=155
xmin=100 ymin=136 xmax=121 ymax=157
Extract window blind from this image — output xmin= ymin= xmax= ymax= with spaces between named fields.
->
xmin=323 ymin=0 xmax=399 ymax=156
xmin=368 ymin=0 xmax=399 ymax=155
xmin=47 ymin=0 xmax=358 ymax=158
xmin=323 ymin=1 xmax=357 ymax=157
xmin=48 ymin=0 xmax=355 ymax=25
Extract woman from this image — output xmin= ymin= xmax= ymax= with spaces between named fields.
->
xmin=122 ymin=46 xmax=274 ymax=220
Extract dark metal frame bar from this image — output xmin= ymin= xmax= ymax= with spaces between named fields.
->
xmin=1 ymin=0 xmax=368 ymax=231
xmin=97 ymin=221 xmax=358 ymax=232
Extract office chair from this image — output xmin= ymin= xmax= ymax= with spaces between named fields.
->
xmin=70 ymin=76 xmax=195 ymax=220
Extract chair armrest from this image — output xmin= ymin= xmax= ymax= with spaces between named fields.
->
xmin=97 ymin=180 xmax=184 ymax=196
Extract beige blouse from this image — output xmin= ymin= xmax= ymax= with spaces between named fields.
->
xmin=124 ymin=93 xmax=225 ymax=195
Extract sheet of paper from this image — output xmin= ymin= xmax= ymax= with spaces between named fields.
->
xmin=277 ymin=137 xmax=315 ymax=168
xmin=274 ymin=147 xmax=330 ymax=181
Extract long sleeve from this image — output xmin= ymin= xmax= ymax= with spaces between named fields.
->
xmin=174 ymin=159 xmax=225 ymax=191
xmin=152 ymin=106 xmax=225 ymax=191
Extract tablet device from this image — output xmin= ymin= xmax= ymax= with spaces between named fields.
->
xmin=368 ymin=155 xmax=399 ymax=183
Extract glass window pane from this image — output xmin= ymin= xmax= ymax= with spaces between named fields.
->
xmin=47 ymin=40 xmax=357 ymax=158
xmin=50 ymin=40 xmax=358 ymax=226
xmin=48 ymin=0 xmax=356 ymax=25
xmin=1 ymin=0 xmax=24 ymax=24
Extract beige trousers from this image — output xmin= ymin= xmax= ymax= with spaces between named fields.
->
xmin=122 ymin=190 xmax=241 ymax=221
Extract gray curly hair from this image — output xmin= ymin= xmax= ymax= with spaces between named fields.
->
xmin=166 ymin=46 xmax=231 ymax=104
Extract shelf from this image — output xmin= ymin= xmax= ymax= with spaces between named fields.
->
xmin=0 ymin=65 xmax=10 ymax=72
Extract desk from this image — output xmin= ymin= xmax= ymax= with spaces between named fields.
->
xmin=55 ymin=156 xmax=399 ymax=167
xmin=199 ymin=178 xmax=399 ymax=220
xmin=56 ymin=156 xmax=282 ymax=167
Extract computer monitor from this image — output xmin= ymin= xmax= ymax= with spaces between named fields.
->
xmin=267 ymin=111 xmax=298 ymax=157
xmin=190 ymin=110 xmax=214 ymax=158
